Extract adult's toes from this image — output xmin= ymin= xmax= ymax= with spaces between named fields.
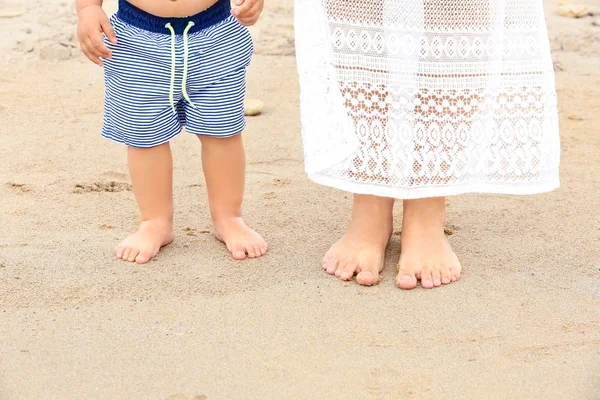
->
xmin=431 ymin=268 xmax=442 ymax=287
xmin=449 ymin=264 xmax=462 ymax=281
xmin=396 ymin=274 xmax=417 ymax=289
xmin=334 ymin=262 xmax=347 ymax=277
xmin=340 ymin=262 xmax=359 ymax=280
xmin=420 ymin=266 xmax=434 ymax=289
xmin=356 ymin=269 xmax=379 ymax=286
xmin=396 ymin=265 xmax=418 ymax=289
xmin=322 ymin=251 xmax=332 ymax=269
xmin=325 ymin=258 xmax=339 ymax=275
xmin=440 ymin=264 xmax=452 ymax=284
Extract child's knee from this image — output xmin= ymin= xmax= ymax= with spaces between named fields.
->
xmin=197 ymin=132 xmax=242 ymax=146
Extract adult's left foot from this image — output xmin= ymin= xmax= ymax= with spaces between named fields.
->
xmin=396 ymin=197 xmax=461 ymax=289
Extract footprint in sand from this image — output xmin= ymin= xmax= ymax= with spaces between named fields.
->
xmin=273 ymin=178 xmax=291 ymax=186
xmin=394 ymin=224 xmax=459 ymax=236
xmin=72 ymin=181 xmax=132 ymax=193
xmin=165 ymin=394 xmax=208 ymax=400
xmin=102 ymin=170 xmax=129 ymax=180
xmin=6 ymin=182 xmax=32 ymax=193
xmin=184 ymin=227 xmax=211 ymax=236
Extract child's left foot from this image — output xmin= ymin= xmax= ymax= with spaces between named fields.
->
xmin=214 ymin=217 xmax=268 ymax=260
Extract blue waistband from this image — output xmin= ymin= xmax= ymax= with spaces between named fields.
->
xmin=117 ymin=0 xmax=231 ymax=34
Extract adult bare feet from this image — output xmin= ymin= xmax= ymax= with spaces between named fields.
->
xmin=396 ymin=197 xmax=461 ymax=289
xmin=322 ymin=194 xmax=394 ymax=286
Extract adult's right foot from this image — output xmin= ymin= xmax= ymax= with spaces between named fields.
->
xmin=116 ymin=219 xmax=174 ymax=264
xmin=322 ymin=195 xmax=394 ymax=286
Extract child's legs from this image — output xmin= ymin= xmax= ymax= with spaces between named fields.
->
xmin=116 ymin=143 xmax=175 ymax=263
xmin=128 ymin=144 xmax=174 ymax=222
xmin=183 ymin=34 xmax=266 ymax=260
xmin=198 ymin=134 xmax=244 ymax=220
xmin=197 ymin=134 xmax=267 ymax=260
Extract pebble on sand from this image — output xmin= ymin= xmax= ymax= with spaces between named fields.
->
xmin=15 ymin=40 xmax=35 ymax=53
xmin=244 ymin=99 xmax=264 ymax=116
xmin=557 ymin=4 xmax=590 ymax=18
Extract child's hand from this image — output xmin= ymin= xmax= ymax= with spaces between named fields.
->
xmin=77 ymin=5 xmax=117 ymax=66
xmin=231 ymin=0 xmax=264 ymax=26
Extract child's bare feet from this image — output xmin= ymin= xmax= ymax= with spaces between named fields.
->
xmin=396 ymin=197 xmax=461 ymax=289
xmin=214 ymin=217 xmax=267 ymax=260
xmin=322 ymin=195 xmax=394 ymax=286
xmin=116 ymin=219 xmax=174 ymax=264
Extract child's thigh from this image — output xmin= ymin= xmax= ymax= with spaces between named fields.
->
xmin=103 ymin=19 xmax=182 ymax=144
xmin=184 ymin=67 xmax=247 ymax=137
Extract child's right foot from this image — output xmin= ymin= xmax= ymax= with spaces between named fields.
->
xmin=116 ymin=219 xmax=174 ymax=264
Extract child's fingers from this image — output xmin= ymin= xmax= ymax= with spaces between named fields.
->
xmin=85 ymin=36 xmax=107 ymax=61
xmin=236 ymin=3 xmax=262 ymax=26
xmin=231 ymin=0 xmax=253 ymax=17
xmin=101 ymin=18 xmax=117 ymax=44
xmin=234 ymin=2 xmax=263 ymax=25
xmin=81 ymin=42 xmax=103 ymax=66
xmin=90 ymin=31 xmax=112 ymax=58
xmin=83 ymin=38 xmax=100 ymax=58
xmin=243 ymin=1 xmax=263 ymax=17
xmin=237 ymin=16 xmax=259 ymax=26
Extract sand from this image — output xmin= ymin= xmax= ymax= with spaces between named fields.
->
xmin=1 ymin=0 xmax=599 ymax=398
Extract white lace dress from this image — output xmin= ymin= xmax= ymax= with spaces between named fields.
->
xmin=294 ymin=0 xmax=560 ymax=199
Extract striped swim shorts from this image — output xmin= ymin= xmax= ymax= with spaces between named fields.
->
xmin=102 ymin=0 xmax=253 ymax=148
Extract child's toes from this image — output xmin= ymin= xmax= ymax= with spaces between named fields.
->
xmin=135 ymin=249 xmax=154 ymax=264
xmin=246 ymin=245 xmax=257 ymax=258
xmin=127 ymin=247 xmax=140 ymax=262
xmin=116 ymin=246 xmax=125 ymax=259
xmin=121 ymin=248 xmax=132 ymax=261
xmin=231 ymin=244 xmax=247 ymax=260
